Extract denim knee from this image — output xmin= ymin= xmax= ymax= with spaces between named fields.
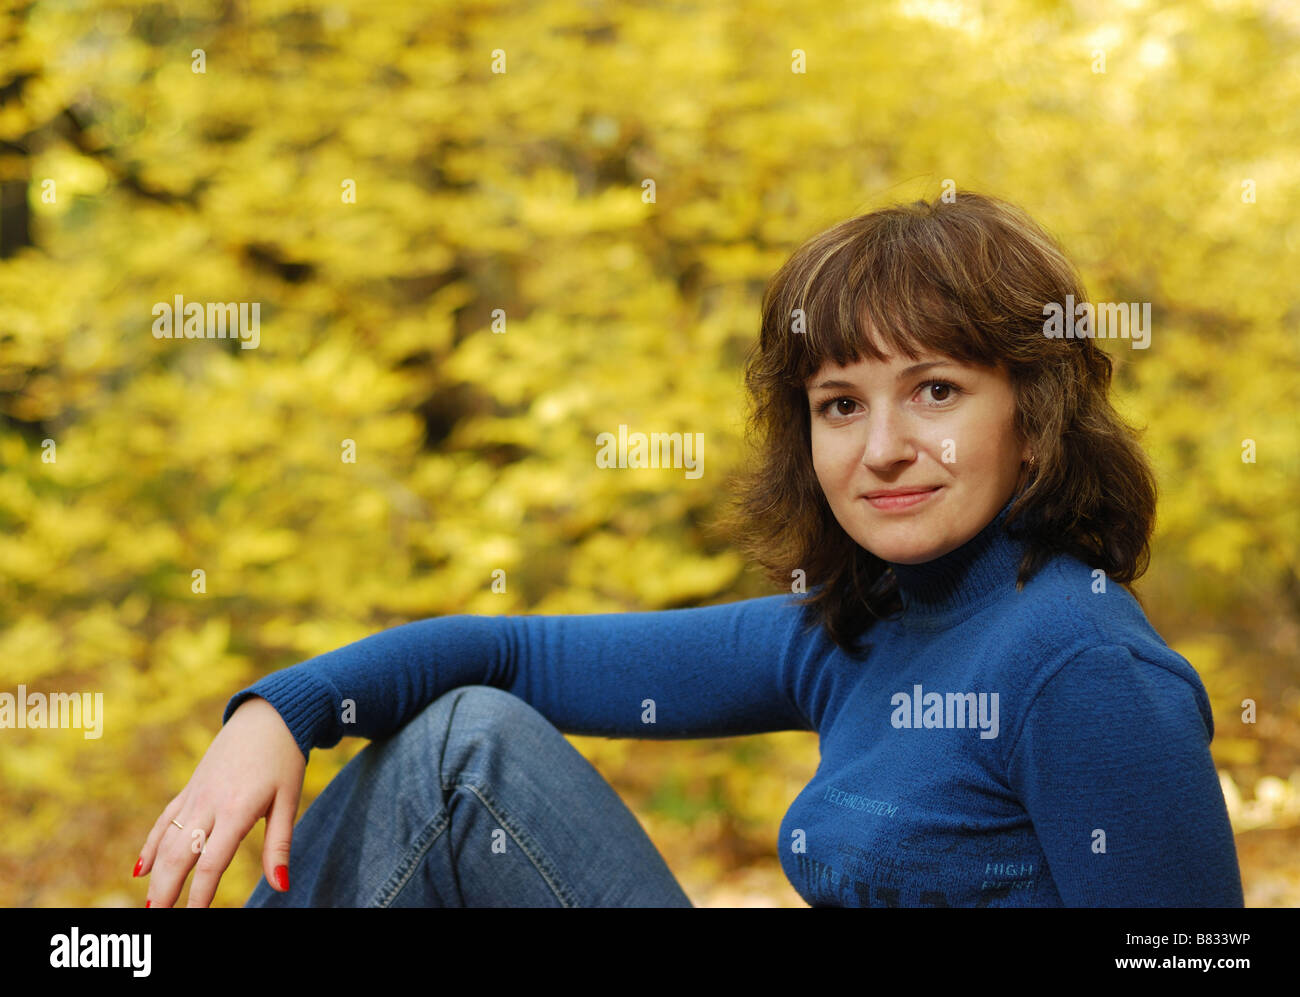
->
xmin=432 ymin=684 xmax=538 ymax=742
xmin=397 ymin=684 xmax=519 ymax=743
xmin=446 ymin=683 xmax=532 ymax=718
xmin=430 ymin=685 xmax=565 ymax=788
xmin=374 ymin=684 xmax=534 ymax=782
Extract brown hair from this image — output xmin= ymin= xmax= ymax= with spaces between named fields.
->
xmin=716 ymin=191 xmax=1158 ymax=656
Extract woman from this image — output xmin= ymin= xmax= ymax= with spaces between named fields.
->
xmin=135 ymin=191 xmax=1244 ymax=907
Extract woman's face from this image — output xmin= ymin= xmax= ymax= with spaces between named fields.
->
xmin=805 ymin=337 xmax=1030 ymax=565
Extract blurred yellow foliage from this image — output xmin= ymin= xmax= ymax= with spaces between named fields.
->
xmin=0 ymin=0 xmax=1296 ymax=907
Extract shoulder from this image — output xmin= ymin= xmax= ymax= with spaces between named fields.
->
xmin=999 ymin=552 xmax=1171 ymax=653
xmin=980 ymin=550 xmax=1212 ymax=732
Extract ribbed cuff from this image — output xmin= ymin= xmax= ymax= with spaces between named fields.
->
xmin=222 ymin=669 xmax=340 ymax=764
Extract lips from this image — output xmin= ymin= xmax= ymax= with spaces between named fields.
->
xmin=862 ymin=486 xmax=942 ymax=511
xmin=863 ymin=486 xmax=941 ymax=499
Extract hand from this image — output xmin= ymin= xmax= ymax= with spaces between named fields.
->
xmin=136 ymin=695 xmax=306 ymax=907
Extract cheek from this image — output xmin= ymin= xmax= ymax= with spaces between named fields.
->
xmin=811 ymin=435 xmax=855 ymax=479
xmin=955 ymin=435 xmax=1018 ymax=480
xmin=953 ymin=436 xmax=991 ymax=467
xmin=809 ymin=436 xmax=848 ymax=496
xmin=944 ymin=424 xmax=1004 ymax=468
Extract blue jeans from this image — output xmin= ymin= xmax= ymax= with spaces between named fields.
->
xmin=244 ymin=685 xmax=694 ymax=907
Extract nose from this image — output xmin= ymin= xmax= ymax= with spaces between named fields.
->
xmin=859 ymin=406 xmax=916 ymax=470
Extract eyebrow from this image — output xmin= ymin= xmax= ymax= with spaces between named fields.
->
xmin=808 ymin=361 xmax=956 ymax=392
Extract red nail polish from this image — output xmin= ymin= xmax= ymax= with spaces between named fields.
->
xmin=145 ymin=900 xmax=151 ymax=907
xmin=274 ymin=865 xmax=289 ymax=891
xmin=133 ymin=857 xmax=143 ymax=878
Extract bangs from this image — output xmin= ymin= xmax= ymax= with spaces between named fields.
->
xmin=773 ymin=211 xmax=1014 ymax=389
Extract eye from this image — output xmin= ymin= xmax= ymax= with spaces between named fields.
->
xmin=919 ymin=380 xmax=961 ymax=406
xmin=814 ymin=396 xmax=860 ymax=418
xmin=811 ymin=380 xmax=963 ymax=420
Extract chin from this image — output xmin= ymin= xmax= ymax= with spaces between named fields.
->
xmin=875 ymin=547 xmax=940 ymax=566
xmin=855 ymin=535 xmax=939 ymax=565
xmin=849 ymin=520 xmax=945 ymax=566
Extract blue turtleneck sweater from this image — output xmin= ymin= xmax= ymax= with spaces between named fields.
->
xmin=222 ymin=498 xmax=1244 ymax=907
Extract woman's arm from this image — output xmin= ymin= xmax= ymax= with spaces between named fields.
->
xmin=1005 ymin=643 xmax=1244 ymax=907
xmin=222 ymin=592 xmax=819 ymax=763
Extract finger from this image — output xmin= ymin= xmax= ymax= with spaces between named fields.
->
xmin=263 ymin=784 xmax=302 ymax=892
xmin=136 ymin=793 xmax=186 ymax=879
xmin=144 ymin=813 xmax=213 ymax=908
xmin=185 ymin=820 xmax=247 ymax=908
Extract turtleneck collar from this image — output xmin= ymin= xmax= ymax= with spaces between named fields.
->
xmin=885 ymin=493 xmax=1030 ymax=627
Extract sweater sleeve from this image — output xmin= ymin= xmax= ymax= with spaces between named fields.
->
xmin=1005 ymin=643 xmax=1244 ymax=907
xmin=221 ymin=593 xmax=815 ymax=763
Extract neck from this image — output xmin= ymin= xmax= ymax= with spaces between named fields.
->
xmin=886 ymin=494 xmax=1030 ymax=622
